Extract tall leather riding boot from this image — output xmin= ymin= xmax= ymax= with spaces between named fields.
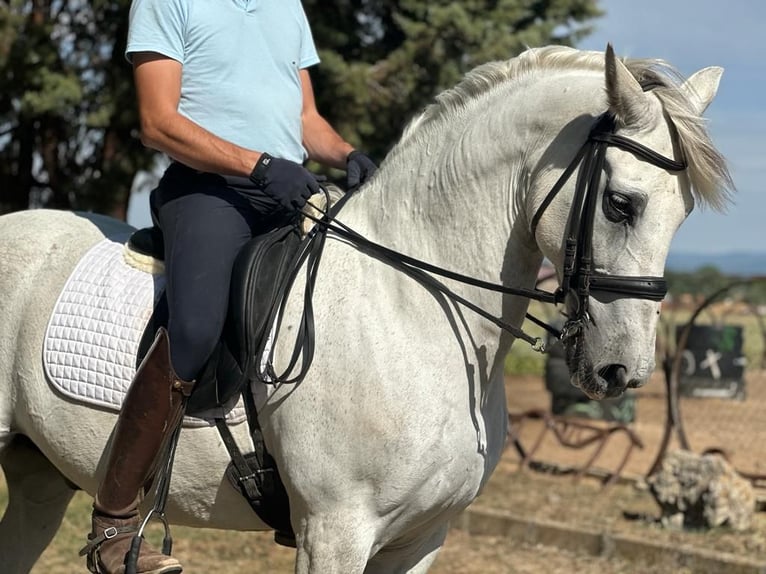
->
xmin=81 ymin=327 xmax=194 ymax=574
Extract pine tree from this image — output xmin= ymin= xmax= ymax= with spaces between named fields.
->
xmin=304 ymin=0 xmax=601 ymax=164
xmin=0 ymin=0 xmax=600 ymax=216
xmin=0 ymin=0 xmax=153 ymax=217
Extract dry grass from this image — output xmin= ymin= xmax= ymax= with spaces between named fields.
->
xmin=4 ymin=372 xmax=766 ymax=572
xmin=0 ymin=471 xmax=674 ymax=573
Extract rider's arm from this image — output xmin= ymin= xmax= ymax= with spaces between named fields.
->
xmin=299 ymin=68 xmax=354 ymax=170
xmin=132 ymin=51 xmax=261 ymax=177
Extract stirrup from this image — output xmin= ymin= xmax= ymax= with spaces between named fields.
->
xmin=126 ymin=505 xmax=175 ymax=568
xmin=122 ymin=419 xmax=184 ymax=574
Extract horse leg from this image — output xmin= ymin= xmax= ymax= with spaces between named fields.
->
xmin=0 ymin=435 xmax=77 ymax=574
xmin=293 ymin=512 xmax=374 ymax=574
xmin=363 ymin=524 xmax=448 ymax=574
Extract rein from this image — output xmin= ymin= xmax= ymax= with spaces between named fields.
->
xmin=260 ymin=112 xmax=686 ymax=385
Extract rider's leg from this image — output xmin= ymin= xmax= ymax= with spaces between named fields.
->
xmin=84 ymin=327 xmax=191 ymax=574
xmin=153 ymin=167 xmax=284 ymax=381
xmin=84 ymin=167 xmax=273 ymax=574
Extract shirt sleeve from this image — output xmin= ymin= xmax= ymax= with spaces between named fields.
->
xmin=125 ymin=0 xmax=187 ymax=64
xmin=298 ymin=5 xmax=320 ymax=69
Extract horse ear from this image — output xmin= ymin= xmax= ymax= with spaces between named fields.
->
xmin=604 ymin=43 xmax=650 ymax=127
xmin=680 ymin=66 xmax=723 ymax=115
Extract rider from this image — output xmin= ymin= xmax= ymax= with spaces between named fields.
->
xmin=82 ymin=1 xmax=377 ymax=573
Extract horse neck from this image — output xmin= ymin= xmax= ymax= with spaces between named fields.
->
xmin=336 ymin=159 xmax=521 ymax=381
xmin=341 ymin=185 xmax=533 ymax=335
xmin=339 ymin=71 xmax=603 ymax=299
xmin=341 ymin=134 xmax=530 ymax=286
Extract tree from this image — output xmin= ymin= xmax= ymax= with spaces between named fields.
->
xmin=304 ymin=0 xmax=601 ymax=165
xmin=0 ymin=0 xmax=154 ymax=218
xmin=0 ymin=0 xmax=600 ymax=218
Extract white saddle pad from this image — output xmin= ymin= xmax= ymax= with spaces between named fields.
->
xmin=43 ymin=236 xmax=246 ymax=427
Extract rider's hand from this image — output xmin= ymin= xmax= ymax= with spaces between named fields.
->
xmin=346 ymin=150 xmax=377 ymax=191
xmin=249 ymin=153 xmax=320 ymax=212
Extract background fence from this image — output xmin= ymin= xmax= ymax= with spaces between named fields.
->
xmin=504 ymin=281 xmax=766 ymax=491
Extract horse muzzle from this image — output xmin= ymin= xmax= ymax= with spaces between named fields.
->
xmin=564 ymin=333 xmax=651 ymax=399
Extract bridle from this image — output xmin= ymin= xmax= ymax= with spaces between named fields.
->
xmin=261 ymin=109 xmax=687 ymax=385
xmin=529 ymin=112 xmax=686 ymax=342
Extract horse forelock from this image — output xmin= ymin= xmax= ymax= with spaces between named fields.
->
xmin=623 ymin=59 xmax=734 ymax=211
xmin=389 ymin=46 xmax=733 ymax=210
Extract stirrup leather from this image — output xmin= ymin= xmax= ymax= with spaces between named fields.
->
xmin=78 ymin=525 xmax=138 ymax=573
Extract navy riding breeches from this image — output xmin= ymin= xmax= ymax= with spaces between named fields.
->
xmin=150 ymin=162 xmax=295 ymax=382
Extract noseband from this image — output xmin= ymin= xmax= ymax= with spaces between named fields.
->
xmin=530 ymin=113 xmax=687 ymax=339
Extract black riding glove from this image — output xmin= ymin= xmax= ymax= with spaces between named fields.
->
xmin=249 ymin=153 xmax=320 ymax=212
xmin=346 ymin=150 xmax=378 ymax=190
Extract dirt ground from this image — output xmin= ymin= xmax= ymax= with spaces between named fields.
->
xmin=16 ymin=486 xmax=692 ymax=574
xmin=6 ymin=372 xmax=766 ymax=573
xmin=477 ymin=462 xmax=766 ymax=560
xmin=505 ymin=370 xmax=766 ymax=481
xmin=474 ymin=370 xmax=766 ymax=565
xmin=16 ymin=468 xmax=764 ymax=574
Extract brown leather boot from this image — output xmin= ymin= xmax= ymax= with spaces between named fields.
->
xmin=81 ymin=327 xmax=193 ymax=574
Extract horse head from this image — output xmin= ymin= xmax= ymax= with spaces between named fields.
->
xmin=531 ymin=45 xmax=733 ymax=399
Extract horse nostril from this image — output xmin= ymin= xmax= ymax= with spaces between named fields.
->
xmin=598 ymin=364 xmax=628 ymax=387
xmin=627 ymin=376 xmax=648 ymax=389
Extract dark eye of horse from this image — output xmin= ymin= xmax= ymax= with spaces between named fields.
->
xmin=603 ymin=191 xmax=634 ymax=224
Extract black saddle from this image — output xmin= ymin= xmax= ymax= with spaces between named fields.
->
xmin=131 ymin=223 xmax=302 ymax=412
xmin=128 ymin=226 xmax=165 ymax=260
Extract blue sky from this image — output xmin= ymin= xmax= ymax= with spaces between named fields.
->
xmin=576 ymin=0 xmax=765 ymax=255
xmin=129 ymin=1 xmax=765 ymax=256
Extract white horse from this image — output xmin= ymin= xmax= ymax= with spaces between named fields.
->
xmin=0 ymin=45 xmax=732 ymax=573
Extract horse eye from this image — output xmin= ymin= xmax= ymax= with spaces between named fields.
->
xmin=603 ymin=191 xmax=634 ymax=224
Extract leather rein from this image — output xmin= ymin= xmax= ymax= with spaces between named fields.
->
xmin=260 ymin=111 xmax=686 ymax=385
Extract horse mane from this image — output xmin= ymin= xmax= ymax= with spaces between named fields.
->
xmin=623 ymin=58 xmax=734 ymax=210
xmin=394 ymin=45 xmax=733 ymax=210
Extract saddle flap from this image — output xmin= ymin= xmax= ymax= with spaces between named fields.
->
xmin=185 ymin=224 xmax=303 ymax=413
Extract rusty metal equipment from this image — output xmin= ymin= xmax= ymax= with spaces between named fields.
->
xmin=507 ymin=409 xmax=644 ymax=488
xmin=650 ymin=277 xmax=766 ymax=486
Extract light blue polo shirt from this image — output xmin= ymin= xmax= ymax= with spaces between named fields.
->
xmin=126 ymin=0 xmax=320 ymax=163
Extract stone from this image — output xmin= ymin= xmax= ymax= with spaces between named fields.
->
xmin=647 ymin=449 xmax=755 ymax=531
